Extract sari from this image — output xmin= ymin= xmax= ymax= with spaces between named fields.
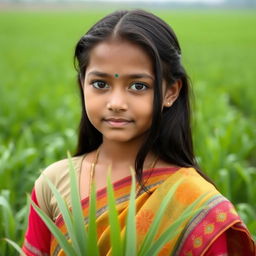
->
xmin=23 ymin=155 xmax=256 ymax=256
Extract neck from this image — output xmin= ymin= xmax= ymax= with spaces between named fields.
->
xmin=98 ymin=138 xmax=155 ymax=171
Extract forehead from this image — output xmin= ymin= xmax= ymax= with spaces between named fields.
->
xmin=86 ymin=39 xmax=154 ymax=76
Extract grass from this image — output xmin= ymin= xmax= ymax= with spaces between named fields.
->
xmin=0 ymin=8 xmax=255 ymax=254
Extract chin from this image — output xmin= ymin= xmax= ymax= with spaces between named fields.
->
xmin=102 ymin=131 xmax=147 ymax=144
xmin=104 ymin=135 xmax=134 ymax=143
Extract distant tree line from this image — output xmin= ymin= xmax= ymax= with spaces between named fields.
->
xmin=3 ymin=0 xmax=256 ymax=7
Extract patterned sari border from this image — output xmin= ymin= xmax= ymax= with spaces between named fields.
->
xmin=23 ymin=239 xmax=49 ymax=256
xmin=201 ymin=219 xmax=241 ymax=255
xmin=174 ymin=194 xmax=228 ymax=254
xmin=80 ymin=166 xmax=180 ymax=208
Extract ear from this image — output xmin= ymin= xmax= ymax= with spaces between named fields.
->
xmin=163 ymin=79 xmax=182 ymax=108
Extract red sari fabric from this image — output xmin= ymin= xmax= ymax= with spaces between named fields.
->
xmin=204 ymin=232 xmax=227 ymax=255
xmin=22 ymin=188 xmax=51 ymax=256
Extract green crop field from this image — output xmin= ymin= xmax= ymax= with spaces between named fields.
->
xmin=0 ymin=8 xmax=255 ymax=254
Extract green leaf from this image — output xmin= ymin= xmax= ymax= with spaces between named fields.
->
xmin=138 ymin=179 xmax=183 ymax=256
xmin=88 ymin=182 xmax=99 ymax=256
xmin=219 ymin=169 xmax=231 ymax=200
xmin=42 ymin=174 xmax=81 ymax=255
xmin=3 ymin=238 xmax=26 ymax=256
xmin=0 ymin=192 xmax=15 ymax=239
xmin=67 ymin=152 xmax=88 ymax=255
xmin=107 ymin=168 xmax=123 ymax=256
xmin=30 ymin=199 xmax=77 ymax=255
xmin=123 ymin=168 xmax=137 ymax=256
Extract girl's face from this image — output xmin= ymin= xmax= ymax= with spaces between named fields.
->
xmin=83 ymin=39 xmax=155 ymax=144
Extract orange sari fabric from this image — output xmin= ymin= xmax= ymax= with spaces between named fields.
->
xmin=50 ymin=167 xmax=255 ymax=256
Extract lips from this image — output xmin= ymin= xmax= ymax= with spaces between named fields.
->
xmin=103 ymin=117 xmax=133 ymax=127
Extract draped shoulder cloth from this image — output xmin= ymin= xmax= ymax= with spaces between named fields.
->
xmin=23 ymin=155 xmax=256 ymax=256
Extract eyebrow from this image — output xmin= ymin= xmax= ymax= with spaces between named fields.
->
xmin=87 ymin=71 xmax=154 ymax=81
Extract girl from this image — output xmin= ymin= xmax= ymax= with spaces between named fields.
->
xmin=22 ymin=9 xmax=255 ymax=256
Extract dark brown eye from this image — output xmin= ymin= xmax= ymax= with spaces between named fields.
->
xmin=91 ymin=81 xmax=109 ymax=89
xmin=130 ymin=83 xmax=148 ymax=91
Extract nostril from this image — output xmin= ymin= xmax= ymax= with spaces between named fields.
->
xmin=106 ymin=90 xmax=128 ymax=112
xmin=107 ymin=100 xmax=127 ymax=112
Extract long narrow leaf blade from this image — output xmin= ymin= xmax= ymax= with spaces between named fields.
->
xmin=0 ymin=194 xmax=16 ymax=239
xmin=88 ymin=182 xmax=99 ymax=256
xmin=30 ymin=200 xmax=76 ymax=255
xmin=42 ymin=174 xmax=80 ymax=255
xmin=138 ymin=179 xmax=183 ymax=256
xmin=124 ymin=168 xmax=137 ymax=256
xmin=4 ymin=238 xmax=26 ymax=256
xmin=67 ymin=152 xmax=87 ymax=255
xmin=107 ymin=169 xmax=123 ymax=256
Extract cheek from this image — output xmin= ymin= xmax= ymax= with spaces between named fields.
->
xmin=134 ymin=99 xmax=153 ymax=122
xmin=84 ymin=88 xmax=96 ymax=108
xmin=83 ymin=95 xmax=98 ymax=120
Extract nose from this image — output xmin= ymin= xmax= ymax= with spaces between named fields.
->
xmin=107 ymin=88 xmax=128 ymax=112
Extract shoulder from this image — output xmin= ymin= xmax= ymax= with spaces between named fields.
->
xmin=178 ymin=167 xmax=217 ymax=191
xmin=171 ymin=168 xmax=244 ymax=231
xmin=37 ymin=155 xmax=83 ymax=184
xmin=172 ymin=170 xmax=255 ymax=255
xmin=155 ymin=161 xmax=216 ymax=190
xmin=34 ymin=155 xmax=85 ymax=220
xmin=178 ymin=167 xmax=226 ymax=205
xmin=160 ymin=166 xmax=218 ymax=195
xmin=151 ymin=166 xmax=222 ymax=212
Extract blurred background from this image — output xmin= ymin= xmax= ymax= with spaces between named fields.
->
xmin=0 ymin=0 xmax=255 ymax=254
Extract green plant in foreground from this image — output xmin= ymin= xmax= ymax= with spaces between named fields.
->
xmin=0 ymin=190 xmax=29 ymax=255
xmin=5 ymin=152 xmax=204 ymax=256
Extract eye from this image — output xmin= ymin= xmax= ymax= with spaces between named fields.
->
xmin=130 ymin=82 xmax=148 ymax=91
xmin=91 ymin=80 xmax=109 ymax=89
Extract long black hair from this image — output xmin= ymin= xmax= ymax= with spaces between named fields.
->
xmin=73 ymin=9 xmax=213 ymax=192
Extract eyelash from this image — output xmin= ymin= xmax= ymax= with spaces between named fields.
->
xmin=130 ymin=82 xmax=149 ymax=91
xmin=90 ymin=80 xmax=109 ymax=89
xmin=90 ymin=80 xmax=149 ymax=91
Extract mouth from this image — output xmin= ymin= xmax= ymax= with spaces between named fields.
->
xmin=103 ymin=118 xmax=133 ymax=127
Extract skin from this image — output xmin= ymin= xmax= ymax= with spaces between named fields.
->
xmin=79 ymin=39 xmax=181 ymax=199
